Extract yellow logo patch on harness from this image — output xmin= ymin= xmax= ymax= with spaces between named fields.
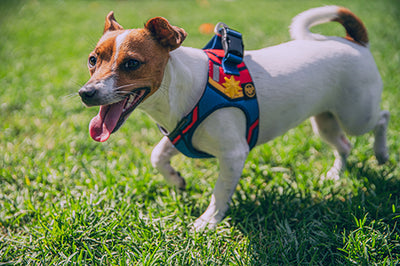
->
xmin=222 ymin=76 xmax=243 ymax=99
xmin=208 ymin=75 xmax=244 ymax=99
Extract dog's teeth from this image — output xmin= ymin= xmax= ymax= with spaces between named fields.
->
xmin=122 ymin=95 xmax=135 ymax=112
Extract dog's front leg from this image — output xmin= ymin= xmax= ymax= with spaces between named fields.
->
xmin=151 ymin=136 xmax=186 ymax=189
xmin=193 ymin=147 xmax=248 ymax=231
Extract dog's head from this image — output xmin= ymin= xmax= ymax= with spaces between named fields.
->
xmin=79 ymin=12 xmax=186 ymax=142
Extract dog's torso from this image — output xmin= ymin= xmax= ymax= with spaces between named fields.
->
xmin=140 ymin=37 xmax=381 ymax=157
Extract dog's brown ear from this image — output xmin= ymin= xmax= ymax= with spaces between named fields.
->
xmin=104 ymin=11 xmax=124 ymax=33
xmin=145 ymin=17 xmax=187 ymax=51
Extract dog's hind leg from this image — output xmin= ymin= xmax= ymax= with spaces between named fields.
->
xmin=151 ymin=136 xmax=186 ymax=189
xmin=311 ymin=112 xmax=352 ymax=180
xmin=374 ymin=110 xmax=390 ymax=164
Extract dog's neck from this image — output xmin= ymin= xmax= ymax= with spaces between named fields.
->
xmin=139 ymin=46 xmax=208 ymax=133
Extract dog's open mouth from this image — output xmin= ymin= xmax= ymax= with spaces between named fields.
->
xmin=89 ymin=88 xmax=150 ymax=142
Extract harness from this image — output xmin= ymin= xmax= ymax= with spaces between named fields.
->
xmin=161 ymin=25 xmax=260 ymax=158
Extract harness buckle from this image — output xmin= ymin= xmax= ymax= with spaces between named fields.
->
xmin=221 ymin=27 xmax=243 ymax=59
xmin=202 ymin=23 xmax=245 ymax=76
xmin=220 ymin=27 xmax=244 ymax=75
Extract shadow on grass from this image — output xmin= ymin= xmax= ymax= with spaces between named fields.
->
xmin=228 ymin=160 xmax=400 ymax=265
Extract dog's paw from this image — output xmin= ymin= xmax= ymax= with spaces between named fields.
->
xmin=375 ymin=150 xmax=389 ymax=165
xmin=191 ymin=215 xmax=220 ymax=232
xmin=326 ymin=167 xmax=341 ymax=181
xmin=374 ymin=146 xmax=389 ymax=165
xmin=165 ymin=171 xmax=186 ymax=190
xmin=320 ymin=167 xmax=341 ymax=183
xmin=175 ymin=171 xmax=186 ymax=190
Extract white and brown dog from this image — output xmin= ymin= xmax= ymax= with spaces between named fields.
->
xmin=79 ymin=6 xmax=389 ymax=230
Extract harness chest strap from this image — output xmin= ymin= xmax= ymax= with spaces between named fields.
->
xmin=163 ymin=49 xmax=260 ymax=158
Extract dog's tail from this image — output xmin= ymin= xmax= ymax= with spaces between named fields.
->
xmin=290 ymin=6 xmax=368 ymax=47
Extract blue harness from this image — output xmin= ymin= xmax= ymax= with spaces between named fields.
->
xmin=160 ymin=26 xmax=260 ymax=158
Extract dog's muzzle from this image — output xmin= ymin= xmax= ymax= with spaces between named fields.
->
xmin=79 ymin=86 xmax=100 ymax=106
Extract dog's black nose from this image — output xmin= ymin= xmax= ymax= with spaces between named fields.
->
xmin=79 ymin=86 xmax=97 ymax=99
xmin=79 ymin=86 xmax=100 ymax=106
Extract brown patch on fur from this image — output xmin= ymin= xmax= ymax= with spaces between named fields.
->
xmin=113 ymin=29 xmax=171 ymax=100
xmin=145 ymin=17 xmax=187 ymax=51
xmin=104 ymin=11 xmax=123 ymax=33
xmin=86 ymin=31 xmax=120 ymax=81
xmin=333 ymin=7 xmax=369 ymax=46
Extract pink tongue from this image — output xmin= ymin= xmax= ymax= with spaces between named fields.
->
xmin=89 ymin=99 xmax=126 ymax=142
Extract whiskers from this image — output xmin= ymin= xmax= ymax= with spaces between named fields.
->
xmin=63 ymin=92 xmax=79 ymax=99
xmin=114 ymin=78 xmax=152 ymax=97
xmin=114 ymin=77 xmax=168 ymax=98
xmin=115 ymin=83 xmax=139 ymax=92
xmin=115 ymin=89 xmax=140 ymax=98
xmin=61 ymin=80 xmax=85 ymax=103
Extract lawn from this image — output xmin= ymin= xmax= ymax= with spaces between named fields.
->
xmin=0 ymin=0 xmax=399 ymax=264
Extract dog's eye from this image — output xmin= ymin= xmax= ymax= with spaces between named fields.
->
xmin=123 ymin=59 xmax=141 ymax=71
xmin=88 ymin=56 xmax=97 ymax=68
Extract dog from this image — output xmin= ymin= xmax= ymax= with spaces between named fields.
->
xmin=79 ymin=6 xmax=389 ymax=230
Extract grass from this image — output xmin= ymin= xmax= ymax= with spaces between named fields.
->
xmin=0 ymin=0 xmax=399 ymax=264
